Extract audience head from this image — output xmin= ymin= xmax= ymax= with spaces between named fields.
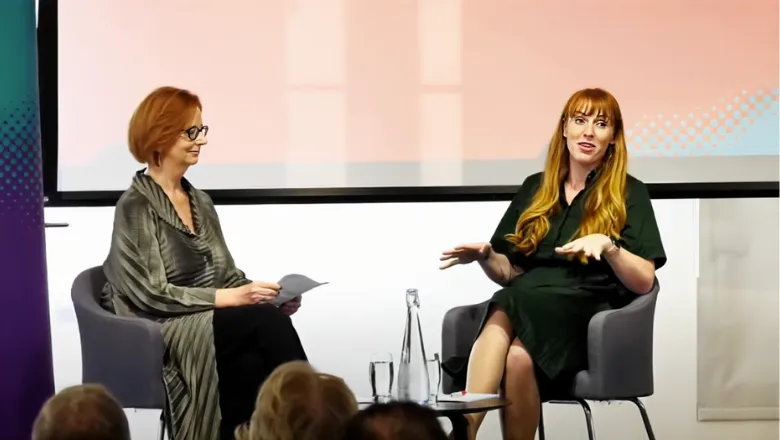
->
xmin=236 ymin=361 xmax=358 ymax=440
xmin=341 ymin=401 xmax=449 ymax=440
xmin=506 ymin=88 xmax=629 ymax=261
xmin=128 ymin=85 xmax=207 ymax=170
xmin=32 ymin=384 xmax=130 ymax=440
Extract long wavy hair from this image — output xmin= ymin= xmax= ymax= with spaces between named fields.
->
xmin=505 ymin=88 xmax=628 ymax=263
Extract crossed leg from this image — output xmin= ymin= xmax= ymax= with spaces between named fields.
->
xmin=462 ymin=306 xmax=541 ymax=440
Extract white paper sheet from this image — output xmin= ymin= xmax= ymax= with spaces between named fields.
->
xmin=437 ymin=392 xmax=499 ymax=403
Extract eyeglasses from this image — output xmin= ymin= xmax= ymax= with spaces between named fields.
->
xmin=183 ymin=125 xmax=208 ymax=141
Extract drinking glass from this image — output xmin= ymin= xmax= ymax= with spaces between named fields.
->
xmin=427 ymin=353 xmax=441 ymax=403
xmin=369 ymin=352 xmax=394 ymax=401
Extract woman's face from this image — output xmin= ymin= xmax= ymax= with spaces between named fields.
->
xmin=563 ymin=110 xmax=615 ymax=170
xmin=163 ymin=108 xmax=208 ymax=168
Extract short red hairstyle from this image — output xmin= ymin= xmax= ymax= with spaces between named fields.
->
xmin=128 ymin=86 xmax=202 ymax=164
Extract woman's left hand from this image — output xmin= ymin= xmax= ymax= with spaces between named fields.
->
xmin=555 ymin=234 xmax=612 ymax=261
xmin=280 ymin=296 xmax=302 ymax=316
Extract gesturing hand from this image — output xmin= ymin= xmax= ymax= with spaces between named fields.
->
xmin=555 ymin=234 xmax=613 ymax=261
xmin=280 ymin=296 xmax=302 ymax=316
xmin=439 ymin=243 xmax=492 ymax=270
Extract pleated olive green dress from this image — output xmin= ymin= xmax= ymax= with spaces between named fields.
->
xmin=100 ymin=170 xmax=267 ymax=440
xmin=442 ymin=171 xmax=667 ymax=399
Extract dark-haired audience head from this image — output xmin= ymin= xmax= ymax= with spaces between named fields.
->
xmin=341 ymin=401 xmax=449 ymax=440
xmin=32 ymin=384 xmax=131 ymax=440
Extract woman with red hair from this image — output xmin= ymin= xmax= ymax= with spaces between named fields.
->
xmin=440 ymin=88 xmax=666 ymax=440
xmin=101 ymin=86 xmax=308 ymax=440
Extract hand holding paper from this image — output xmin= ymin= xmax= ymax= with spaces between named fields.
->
xmin=270 ymin=274 xmax=328 ymax=307
xmin=279 ymin=296 xmax=302 ymax=315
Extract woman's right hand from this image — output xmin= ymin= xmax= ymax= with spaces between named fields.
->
xmin=439 ymin=242 xmax=492 ymax=270
xmin=215 ymin=281 xmax=280 ymax=308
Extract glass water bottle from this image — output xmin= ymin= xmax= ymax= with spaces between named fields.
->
xmin=397 ymin=288 xmax=430 ymax=404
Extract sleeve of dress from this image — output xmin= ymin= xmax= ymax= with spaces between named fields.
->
xmin=103 ymin=195 xmax=217 ymax=316
xmin=620 ymin=179 xmax=667 ymax=269
xmin=199 ymin=192 xmax=252 ymax=288
xmin=489 ymin=173 xmax=541 ymax=257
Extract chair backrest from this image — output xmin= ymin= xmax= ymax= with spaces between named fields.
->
xmin=71 ymin=266 xmax=109 ymax=316
xmin=71 ymin=265 xmax=167 ymax=410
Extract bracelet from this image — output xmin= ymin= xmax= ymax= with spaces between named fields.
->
xmin=604 ymin=239 xmax=620 ymax=256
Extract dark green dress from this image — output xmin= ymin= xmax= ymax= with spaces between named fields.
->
xmin=443 ymin=171 xmax=666 ymax=400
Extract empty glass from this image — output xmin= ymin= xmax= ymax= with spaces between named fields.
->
xmin=369 ymin=352 xmax=394 ymax=401
xmin=427 ymin=353 xmax=441 ymax=403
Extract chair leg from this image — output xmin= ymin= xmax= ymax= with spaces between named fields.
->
xmin=575 ymin=399 xmax=596 ymax=440
xmin=538 ymin=403 xmax=545 ymax=440
xmin=628 ymin=398 xmax=656 ymax=440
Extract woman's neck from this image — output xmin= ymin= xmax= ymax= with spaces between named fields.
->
xmin=566 ymin=161 xmax=597 ymax=191
xmin=146 ymin=165 xmax=186 ymax=195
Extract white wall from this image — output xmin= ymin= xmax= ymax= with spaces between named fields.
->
xmin=43 ymin=200 xmax=778 ymax=440
xmin=696 ymin=198 xmax=779 ymax=421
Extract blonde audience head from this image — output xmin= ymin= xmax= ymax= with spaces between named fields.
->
xmin=236 ymin=361 xmax=358 ymax=440
xmin=32 ymin=384 xmax=130 ymax=440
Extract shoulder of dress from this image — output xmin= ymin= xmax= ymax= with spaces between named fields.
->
xmin=625 ymin=173 xmax=645 ymax=187
xmin=115 ymin=187 xmax=152 ymax=215
xmin=524 ymin=172 xmax=544 ymax=186
xmin=516 ymin=172 xmax=543 ymax=194
xmin=624 ymin=174 xmax=653 ymax=206
xmin=510 ymin=172 xmax=543 ymax=202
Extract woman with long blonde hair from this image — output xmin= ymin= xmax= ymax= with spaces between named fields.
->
xmin=235 ymin=361 xmax=358 ymax=440
xmin=439 ymin=88 xmax=666 ymax=440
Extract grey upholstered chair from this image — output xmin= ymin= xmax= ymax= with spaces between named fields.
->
xmin=441 ymin=279 xmax=661 ymax=440
xmin=71 ymin=266 xmax=170 ymax=440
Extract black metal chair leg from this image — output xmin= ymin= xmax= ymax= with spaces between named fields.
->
xmin=575 ymin=399 xmax=596 ymax=440
xmin=628 ymin=398 xmax=656 ymax=440
xmin=538 ymin=403 xmax=546 ymax=440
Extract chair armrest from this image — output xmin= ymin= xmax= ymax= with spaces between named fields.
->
xmin=441 ymin=300 xmax=490 ymax=363
xmin=75 ymin=306 xmax=166 ymax=409
xmin=440 ymin=300 xmax=489 ymax=393
xmin=573 ymin=279 xmax=661 ymax=399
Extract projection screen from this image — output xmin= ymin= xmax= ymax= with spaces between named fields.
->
xmin=55 ymin=0 xmax=779 ymax=193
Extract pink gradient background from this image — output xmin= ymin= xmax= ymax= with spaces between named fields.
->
xmin=58 ymin=0 xmax=778 ymax=166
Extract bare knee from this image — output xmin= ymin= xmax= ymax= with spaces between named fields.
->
xmin=505 ymin=343 xmax=534 ymax=379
